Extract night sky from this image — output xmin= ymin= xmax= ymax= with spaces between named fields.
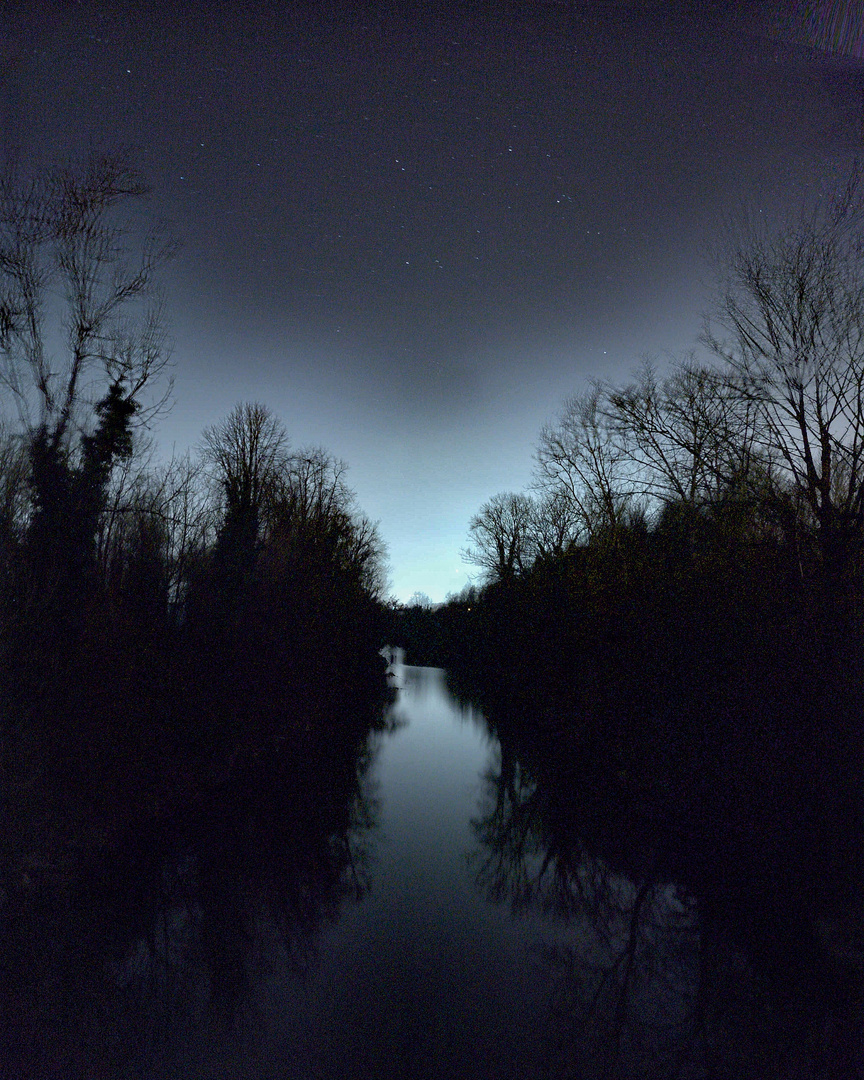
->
xmin=3 ymin=0 xmax=863 ymax=600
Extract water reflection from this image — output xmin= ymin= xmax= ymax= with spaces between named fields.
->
xmin=5 ymin=661 xmax=860 ymax=1078
xmin=4 ymin=662 xmax=554 ymax=1079
xmin=472 ymin=733 xmax=704 ymax=1077
xmin=1 ymin=685 xmax=389 ymax=1079
xmin=286 ymin=662 xmax=552 ymax=1080
xmin=467 ymin=685 xmax=864 ymax=1079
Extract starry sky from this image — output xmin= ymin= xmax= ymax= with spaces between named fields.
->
xmin=3 ymin=0 xmax=864 ymax=601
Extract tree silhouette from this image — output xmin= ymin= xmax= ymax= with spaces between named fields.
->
xmin=0 ymin=153 xmax=173 ymax=447
xmin=704 ymin=162 xmax=864 ymax=601
xmin=200 ymin=401 xmax=292 ymax=586
xmin=535 ymin=386 xmax=636 ymax=543
xmin=463 ymin=491 xmax=536 ymax=581
xmin=0 ymin=153 xmax=173 ymax=637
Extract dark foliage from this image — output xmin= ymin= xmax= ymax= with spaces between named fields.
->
xmin=395 ymin=477 xmax=863 ymax=1076
xmin=0 ymin=179 xmax=393 ymax=1073
xmin=0 ymin=386 xmax=394 ymax=1074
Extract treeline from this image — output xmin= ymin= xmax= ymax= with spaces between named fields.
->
xmin=397 ymin=165 xmax=864 ymax=905
xmin=0 ymin=155 xmax=391 ymax=847
xmin=0 ymin=155 xmax=396 ymax=1076
xmin=390 ymin=168 xmax=864 ymax=1075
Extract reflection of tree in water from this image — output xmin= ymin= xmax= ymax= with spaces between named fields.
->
xmin=472 ymin=741 xmax=703 ymax=1079
xmin=1 ymin=695 xmax=392 ymax=1078
xmin=471 ymin=702 xmax=864 ymax=1080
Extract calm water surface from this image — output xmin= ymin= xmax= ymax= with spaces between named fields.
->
xmin=269 ymin=659 xmax=561 ymax=1079
xmin=8 ymin=656 xmax=861 ymax=1078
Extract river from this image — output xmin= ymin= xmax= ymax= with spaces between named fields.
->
xmin=8 ymin=655 xmax=859 ymax=1078
xmin=268 ymin=658 xmax=561 ymax=1079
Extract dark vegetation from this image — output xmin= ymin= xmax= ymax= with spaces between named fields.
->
xmin=0 ymin=156 xmax=393 ymax=1075
xmin=395 ymin=169 xmax=864 ymax=1075
xmin=3 ymin=151 xmax=863 ymax=1078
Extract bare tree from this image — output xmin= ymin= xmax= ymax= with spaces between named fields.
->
xmin=0 ymin=420 xmax=27 ymax=548
xmin=200 ymin=402 xmax=292 ymax=543
xmin=271 ymin=446 xmax=389 ymax=597
xmin=153 ymin=453 xmax=215 ymax=608
xmin=534 ymin=387 xmax=637 ymax=542
xmin=605 ymin=357 xmax=758 ymax=510
xmin=200 ymin=411 xmax=389 ymax=600
xmin=339 ymin=512 xmax=389 ymax=599
xmin=702 ymin=162 xmax=864 ymax=585
xmin=462 ymin=491 xmax=536 ymax=581
xmin=527 ymin=489 xmax=581 ymax=561
xmin=0 ymin=154 xmax=175 ymax=622
xmin=0 ymin=153 xmax=173 ymax=448
xmin=278 ymin=446 xmax=353 ymax=531
xmin=97 ymin=448 xmax=212 ymax=617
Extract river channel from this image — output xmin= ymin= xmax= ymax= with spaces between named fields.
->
xmin=13 ymin=653 xmax=858 ymax=1078
xmin=139 ymin=654 xmax=698 ymax=1080
xmin=269 ymin=657 xmax=561 ymax=1079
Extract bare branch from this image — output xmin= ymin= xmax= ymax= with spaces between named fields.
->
xmin=462 ymin=491 xmax=536 ymax=581
xmin=702 ymin=161 xmax=864 ymax=562
xmin=0 ymin=152 xmax=173 ymax=448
